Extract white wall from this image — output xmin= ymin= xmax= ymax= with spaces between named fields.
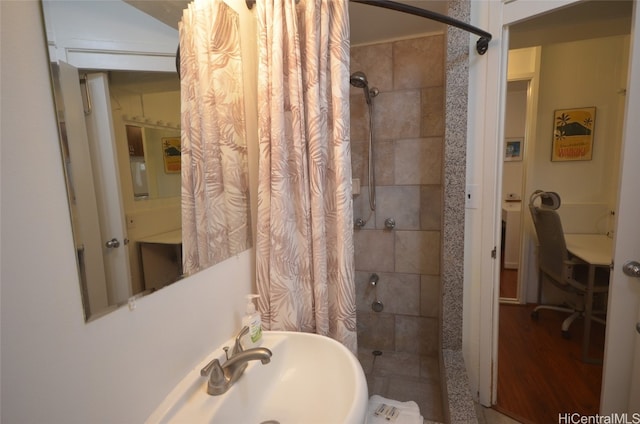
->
xmin=531 ymin=35 xmax=628 ymax=209
xmin=502 ymin=82 xmax=527 ymax=201
xmin=43 ymin=0 xmax=178 ymax=70
xmin=520 ymin=35 xmax=628 ymax=302
xmin=0 ymin=1 xmax=258 ymax=422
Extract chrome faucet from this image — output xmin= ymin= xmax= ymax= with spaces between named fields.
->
xmin=200 ymin=326 xmax=272 ymax=396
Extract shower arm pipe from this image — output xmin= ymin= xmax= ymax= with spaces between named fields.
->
xmin=245 ymin=0 xmax=492 ymax=55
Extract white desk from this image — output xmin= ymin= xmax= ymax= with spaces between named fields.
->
xmin=564 ymin=234 xmax=612 ymax=267
xmin=564 ymin=233 xmax=612 ymax=363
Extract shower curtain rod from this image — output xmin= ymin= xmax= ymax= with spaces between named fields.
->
xmin=177 ymin=0 xmax=493 ymax=76
xmin=244 ymin=0 xmax=492 ymax=55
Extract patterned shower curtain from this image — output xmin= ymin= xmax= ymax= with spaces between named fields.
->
xmin=255 ymin=0 xmax=357 ymax=352
xmin=180 ymin=0 xmax=251 ymax=275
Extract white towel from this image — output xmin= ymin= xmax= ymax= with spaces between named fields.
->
xmin=365 ymin=394 xmax=423 ymax=424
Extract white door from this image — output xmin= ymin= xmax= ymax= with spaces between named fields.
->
xmin=83 ymin=73 xmax=132 ymax=306
xmin=600 ymin=0 xmax=640 ymax=413
xmin=58 ymin=62 xmax=109 ymax=314
xmin=59 ymin=63 xmax=132 ymax=313
xmin=629 ymin=310 xmax=640 ymax=412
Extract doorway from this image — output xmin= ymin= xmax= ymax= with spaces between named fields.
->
xmin=494 ymin=1 xmax=632 ymax=421
xmin=499 ymin=79 xmax=529 ymax=303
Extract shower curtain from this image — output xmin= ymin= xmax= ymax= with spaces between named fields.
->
xmin=180 ymin=0 xmax=251 ymax=275
xmin=255 ymin=0 xmax=357 ymax=352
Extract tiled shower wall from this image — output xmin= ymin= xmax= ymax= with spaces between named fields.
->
xmin=351 ymin=34 xmax=444 ymax=357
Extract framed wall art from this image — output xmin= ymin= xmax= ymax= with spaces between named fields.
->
xmin=162 ymin=137 xmax=181 ymax=173
xmin=552 ymin=107 xmax=596 ymax=162
xmin=504 ymin=137 xmax=523 ymax=161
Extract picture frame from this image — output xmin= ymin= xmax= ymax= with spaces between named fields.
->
xmin=162 ymin=137 xmax=181 ymax=173
xmin=504 ymin=137 xmax=523 ymax=162
xmin=551 ymin=107 xmax=596 ymax=162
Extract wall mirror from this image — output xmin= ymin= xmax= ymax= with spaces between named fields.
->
xmin=42 ymin=0 xmax=252 ymax=321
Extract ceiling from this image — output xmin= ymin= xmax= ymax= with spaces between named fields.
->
xmin=124 ymin=0 xmax=448 ymax=46
xmin=510 ymin=0 xmax=632 ymax=49
xmin=124 ymin=0 xmax=633 ymax=51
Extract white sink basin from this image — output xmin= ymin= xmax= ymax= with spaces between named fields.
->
xmin=146 ymin=331 xmax=368 ymax=424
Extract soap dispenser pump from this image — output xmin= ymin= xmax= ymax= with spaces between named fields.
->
xmin=242 ymin=294 xmax=262 ymax=346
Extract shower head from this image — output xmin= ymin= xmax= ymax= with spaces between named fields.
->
xmin=350 ymin=71 xmax=369 ymax=89
xmin=350 ymin=71 xmax=376 ymax=105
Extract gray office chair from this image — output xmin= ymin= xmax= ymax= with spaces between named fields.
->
xmin=528 ymin=190 xmax=609 ymax=338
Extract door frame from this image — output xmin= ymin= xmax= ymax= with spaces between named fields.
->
xmin=57 ymin=62 xmax=110 ymax=316
xmin=500 ymin=46 xmax=542 ymax=306
xmin=470 ymin=0 xmax=640 ymax=408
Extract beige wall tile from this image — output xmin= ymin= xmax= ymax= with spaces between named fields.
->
xmin=420 ymin=355 xmax=440 ymax=381
xmin=421 ymin=275 xmax=441 ymax=318
xmin=350 ymin=139 xmax=366 ymax=181
xmin=421 ymin=86 xmax=445 ymax=137
xmin=356 ymin=271 xmax=420 ymax=315
xmin=395 ymin=230 xmax=440 ymax=274
xmin=354 ymin=229 xmax=395 ymax=272
xmin=393 ymin=35 xmax=444 ymax=90
xmin=373 ymin=140 xmax=394 ymax=186
xmin=355 ymin=270 xmax=377 ymax=311
xmin=373 ymin=91 xmax=421 ymax=140
xmin=350 ymin=42 xmax=393 ymax=93
xmin=357 ymin=311 xmax=395 ymax=350
xmin=353 ymin=190 xmax=376 ymax=230
xmin=394 ymin=138 xmax=443 ymax=185
xmin=420 ymin=185 xmax=442 ymax=230
xmin=350 ymin=95 xmax=369 ymax=141
xmin=374 ymin=186 xmax=420 ymax=230
xmin=357 ymin=348 xmax=375 ymax=374
xmin=350 ymin=34 xmax=445 ymax=359
xmin=365 ymin=374 xmax=389 ymax=397
xmin=395 ymin=315 xmax=439 ymax=355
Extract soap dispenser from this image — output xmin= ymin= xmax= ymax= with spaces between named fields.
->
xmin=242 ymin=294 xmax=262 ymax=347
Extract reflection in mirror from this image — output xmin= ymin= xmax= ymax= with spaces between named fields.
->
xmin=109 ymin=71 xmax=183 ymax=300
xmin=42 ymin=0 xmax=252 ymax=322
xmin=180 ymin=0 xmax=252 ymax=275
xmin=124 ymin=122 xmax=182 ymax=200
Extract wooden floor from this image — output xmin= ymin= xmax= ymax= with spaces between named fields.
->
xmin=495 ymin=303 xmax=606 ymax=423
xmin=500 ymin=266 xmax=518 ymax=299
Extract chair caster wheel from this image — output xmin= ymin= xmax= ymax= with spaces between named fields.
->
xmin=562 ymin=330 xmax=571 ymax=339
xmin=531 ymin=311 xmax=539 ymax=320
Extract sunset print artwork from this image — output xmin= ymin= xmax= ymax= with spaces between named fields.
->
xmin=552 ymin=107 xmax=596 ymax=161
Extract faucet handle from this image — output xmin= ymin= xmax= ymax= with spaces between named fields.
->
xmin=200 ymin=357 xmax=218 ymax=377
xmin=232 ymin=326 xmax=250 ymax=355
xmin=208 ymin=359 xmax=225 ymax=385
xmin=205 ymin=359 xmax=228 ymax=396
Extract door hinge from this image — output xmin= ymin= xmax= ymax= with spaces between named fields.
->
xmin=491 ymin=247 xmax=497 ymax=259
xmin=79 ymin=74 xmax=92 ymax=116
